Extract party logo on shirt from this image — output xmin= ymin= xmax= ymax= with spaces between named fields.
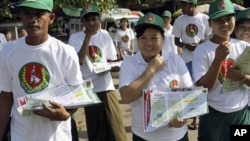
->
xmin=170 ymin=79 xmax=179 ymax=88
xmin=186 ymin=24 xmax=198 ymax=37
xmin=218 ymin=58 xmax=234 ymax=84
xmin=19 ymin=62 xmax=50 ymax=94
xmin=88 ymin=45 xmax=101 ymax=62
xmin=121 ymin=34 xmax=129 ymax=43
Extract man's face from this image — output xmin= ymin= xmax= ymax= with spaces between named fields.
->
xmin=82 ymin=14 xmax=100 ymax=32
xmin=162 ymin=16 xmax=171 ymax=25
xmin=181 ymin=2 xmax=195 ymax=15
xmin=20 ymin=7 xmax=54 ymax=38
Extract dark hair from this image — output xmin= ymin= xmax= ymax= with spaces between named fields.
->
xmin=136 ymin=25 xmax=164 ymax=38
xmin=236 ymin=18 xmax=250 ymax=25
xmin=232 ymin=19 xmax=250 ymax=38
xmin=119 ymin=18 xmax=129 ymax=28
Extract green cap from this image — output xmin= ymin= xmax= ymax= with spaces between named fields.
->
xmin=80 ymin=4 xmax=99 ymax=18
xmin=162 ymin=10 xmax=172 ymax=17
xmin=180 ymin=0 xmax=197 ymax=5
xmin=135 ymin=12 xmax=164 ymax=33
xmin=17 ymin=0 xmax=53 ymax=12
xmin=236 ymin=8 xmax=250 ymax=22
xmin=209 ymin=0 xmax=235 ymax=20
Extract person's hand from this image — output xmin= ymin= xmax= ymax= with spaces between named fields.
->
xmin=33 ymin=101 xmax=70 ymax=121
xmin=111 ymin=66 xmax=120 ymax=72
xmin=199 ymin=39 xmax=208 ymax=44
xmin=147 ymin=54 xmax=165 ymax=73
xmin=226 ymin=65 xmax=245 ymax=82
xmin=214 ymin=41 xmax=231 ymax=62
xmin=168 ymin=117 xmax=187 ymax=128
xmin=184 ymin=43 xmax=197 ymax=51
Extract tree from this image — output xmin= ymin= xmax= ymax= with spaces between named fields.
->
xmin=0 ymin=0 xmax=117 ymax=20
xmin=0 ymin=0 xmax=13 ymax=19
xmin=0 ymin=0 xmax=246 ymax=20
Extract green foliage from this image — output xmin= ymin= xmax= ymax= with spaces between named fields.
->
xmin=232 ymin=0 xmax=244 ymax=5
xmin=54 ymin=0 xmax=117 ymax=13
xmin=0 ymin=0 xmax=12 ymax=19
xmin=0 ymin=0 xmax=118 ymax=19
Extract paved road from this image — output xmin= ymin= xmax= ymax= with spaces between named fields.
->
xmin=74 ymin=76 xmax=198 ymax=141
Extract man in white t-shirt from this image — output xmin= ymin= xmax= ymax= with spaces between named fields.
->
xmin=172 ymin=0 xmax=212 ymax=76
xmin=172 ymin=0 xmax=212 ymax=130
xmin=0 ymin=0 xmax=83 ymax=141
xmin=160 ymin=10 xmax=179 ymax=55
xmin=68 ymin=4 xmax=127 ymax=141
xmin=161 ymin=10 xmax=173 ymax=35
xmin=115 ymin=18 xmax=135 ymax=59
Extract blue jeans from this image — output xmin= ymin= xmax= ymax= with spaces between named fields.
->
xmin=186 ymin=61 xmax=193 ymax=80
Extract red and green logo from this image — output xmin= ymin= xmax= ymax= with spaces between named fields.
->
xmin=121 ymin=34 xmax=129 ymax=43
xmin=147 ymin=15 xmax=153 ymax=23
xmin=19 ymin=62 xmax=50 ymax=94
xmin=218 ymin=58 xmax=234 ymax=84
xmin=186 ymin=24 xmax=198 ymax=37
xmin=218 ymin=1 xmax=226 ymax=10
xmin=87 ymin=45 xmax=102 ymax=62
xmin=170 ymin=79 xmax=179 ymax=88
xmin=86 ymin=4 xmax=92 ymax=11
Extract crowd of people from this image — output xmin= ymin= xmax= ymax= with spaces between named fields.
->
xmin=0 ymin=0 xmax=250 ymax=141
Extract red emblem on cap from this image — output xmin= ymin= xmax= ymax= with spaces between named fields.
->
xmin=147 ymin=15 xmax=153 ymax=22
xmin=219 ymin=1 xmax=226 ymax=9
xmin=86 ymin=4 xmax=91 ymax=11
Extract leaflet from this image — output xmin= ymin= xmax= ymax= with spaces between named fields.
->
xmin=17 ymin=79 xmax=101 ymax=116
xmin=223 ymin=47 xmax=250 ymax=92
xmin=92 ymin=61 xmax=122 ymax=74
xmin=92 ymin=62 xmax=111 ymax=74
xmin=143 ymin=87 xmax=208 ymax=133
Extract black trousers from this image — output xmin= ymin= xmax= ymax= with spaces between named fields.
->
xmin=133 ymin=132 xmax=189 ymax=141
xmin=71 ymin=117 xmax=79 ymax=141
xmin=2 ymin=117 xmax=11 ymax=141
xmin=84 ymin=91 xmax=116 ymax=141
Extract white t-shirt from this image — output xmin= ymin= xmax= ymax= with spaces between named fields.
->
xmin=164 ymin=25 xmax=173 ymax=35
xmin=115 ymin=28 xmax=135 ymax=52
xmin=68 ymin=31 xmax=117 ymax=92
xmin=0 ymin=33 xmax=7 ymax=44
xmin=163 ymin=34 xmax=178 ymax=54
xmin=0 ymin=36 xmax=83 ymax=141
xmin=0 ymin=43 xmax=3 ymax=51
xmin=119 ymin=50 xmax=193 ymax=141
xmin=172 ymin=13 xmax=212 ymax=63
xmin=193 ymin=39 xmax=249 ymax=113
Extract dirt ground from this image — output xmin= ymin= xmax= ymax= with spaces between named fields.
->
xmin=74 ymin=75 xmax=198 ymax=141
